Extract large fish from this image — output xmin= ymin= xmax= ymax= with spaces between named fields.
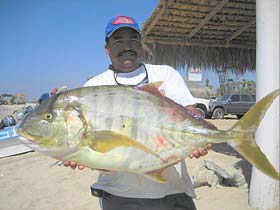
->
xmin=18 ymin=83 xmax=280 ymax=182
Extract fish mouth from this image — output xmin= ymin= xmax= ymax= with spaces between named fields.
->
xmin=18 ymin=128 xmax=43 ymax=144
xmin=18 ymin=136 xmax=36 ymax=146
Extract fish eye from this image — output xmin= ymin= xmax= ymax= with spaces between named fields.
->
xmin=44 ymin=113 xmax=53 ymax=120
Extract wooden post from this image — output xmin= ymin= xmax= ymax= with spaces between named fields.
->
xmin=249 ymin=0 xmax=279 ymax=209
xmin=152 ymin=42 xmax=158 ymax=64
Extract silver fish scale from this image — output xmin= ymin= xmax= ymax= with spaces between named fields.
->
xmin=81 ymin=87 xmax=210 ymax=149
xmin=84 ymin=89 xmax=156 ymax=149
xmin=59 ymin=86 xmax=217 ymax=162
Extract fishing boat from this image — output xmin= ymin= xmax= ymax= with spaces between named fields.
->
xmin=0 ymin=106 xmax=34 ymax=157
xmin=0 ymin=124 xmax=19 ymax=141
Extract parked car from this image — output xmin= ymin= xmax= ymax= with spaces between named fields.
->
xmin=194 ymin=98 xmax=212 ymax=119
xmin=208 ymin=94 xmax=256 ymax=119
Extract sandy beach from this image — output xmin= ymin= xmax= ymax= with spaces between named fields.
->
xmin=0 ymin=117 xmax=267 ymax=210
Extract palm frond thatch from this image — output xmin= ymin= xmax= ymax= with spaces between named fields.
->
xmin=141 ymin=0 xmax=256 ymax=73
xmin=143 ymin=44 xmax=256 ymax=73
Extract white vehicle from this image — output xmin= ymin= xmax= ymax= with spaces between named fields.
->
xmin=194 ymin=98 xmax=212 ymax=119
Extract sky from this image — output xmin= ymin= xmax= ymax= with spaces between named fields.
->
xmin=0 ymin=0 xmax=255 ymax=101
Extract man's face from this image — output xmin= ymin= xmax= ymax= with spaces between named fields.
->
xmin=105 ymin=27 xmax=143 ymax=73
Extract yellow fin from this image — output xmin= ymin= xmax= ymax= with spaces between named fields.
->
xmin=84 ymin=130 xmax=163 ymax=160
xmin=143 ymin=169 xmax=167 ymax=183
xmin=229 ymin=89 xmax=280 ymax=181
xmin=235 ymin=141 xmax=280 ymax=181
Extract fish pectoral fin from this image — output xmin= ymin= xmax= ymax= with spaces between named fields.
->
xmin=85 ymin=130 xmax=158 ymax=157
xmin=143 ymin=169 xmax=167 ymax=183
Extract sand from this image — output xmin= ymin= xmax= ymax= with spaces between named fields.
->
xmin=0 ymin=118 xmax=262 ymax=210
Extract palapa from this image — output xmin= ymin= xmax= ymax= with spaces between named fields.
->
xmin=141 ymin=0 xmax=256 ymax=73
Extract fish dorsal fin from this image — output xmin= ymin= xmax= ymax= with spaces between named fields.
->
xmin=136 ymin=81 xmax=164 ymax=96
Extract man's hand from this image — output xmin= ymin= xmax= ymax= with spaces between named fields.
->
xmin=63 ymin=161 xmax=85 ymax=170
xmin=189 ymin=143 xmax=212 ymax=159
xmin=184 ymin=105 xmax=213 ymax=158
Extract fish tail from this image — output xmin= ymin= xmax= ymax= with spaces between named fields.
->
xmin=229 ymin=89 xmax=279 ymax=181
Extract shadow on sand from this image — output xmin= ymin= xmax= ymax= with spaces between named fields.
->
xmin=212 ymin=142 xmax=253 ymax=187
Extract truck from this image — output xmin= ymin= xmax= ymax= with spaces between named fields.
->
xmin=208 ymin=94 xmax=256 ymax=119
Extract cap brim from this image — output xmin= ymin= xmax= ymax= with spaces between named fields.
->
xmin=106 ymin=25 xmax=141 ymax=38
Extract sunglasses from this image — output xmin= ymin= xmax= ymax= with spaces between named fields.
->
xmin=113 ymin=64 xmax=149 ymax=87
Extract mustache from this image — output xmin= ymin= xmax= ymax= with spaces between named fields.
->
xmin=119 ymin=50 xmax=136 ymax=56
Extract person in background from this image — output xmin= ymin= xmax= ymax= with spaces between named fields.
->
xmin=38 ymin=92 xmax=50 ymax=104
xmin=50 ymin=87 xmax=58 ymax=96
xmin=38 ymin=87 xmax=56 ymax=104
xmin=64 ymin=15 xmax=211 ymax=210
xmin=38 ymin=86 xmax=68 ymax=104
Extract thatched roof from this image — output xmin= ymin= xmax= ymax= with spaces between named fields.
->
xmin=141 ymin=0 xmax=256 ymax=73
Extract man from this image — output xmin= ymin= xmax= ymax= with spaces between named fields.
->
xmin=64 ymin=15 xmax=210 ymax=210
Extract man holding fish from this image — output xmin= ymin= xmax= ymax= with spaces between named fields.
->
xmin=64 ymin=15 xmax=210 ymax=210
xmin=18 ymin=15 xmax=279 ymax=210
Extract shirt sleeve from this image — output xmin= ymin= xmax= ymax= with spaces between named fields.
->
xmin=161 ymin=66 xmax=196 ymax=106
xmin=83 ymin=78 xmax=98 ymax=87
xmin=83 ymin=70 xmax=115 ymax=87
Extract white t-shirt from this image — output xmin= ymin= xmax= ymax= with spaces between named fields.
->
xmin=84 ymin=64 xmax=196 ymax=198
